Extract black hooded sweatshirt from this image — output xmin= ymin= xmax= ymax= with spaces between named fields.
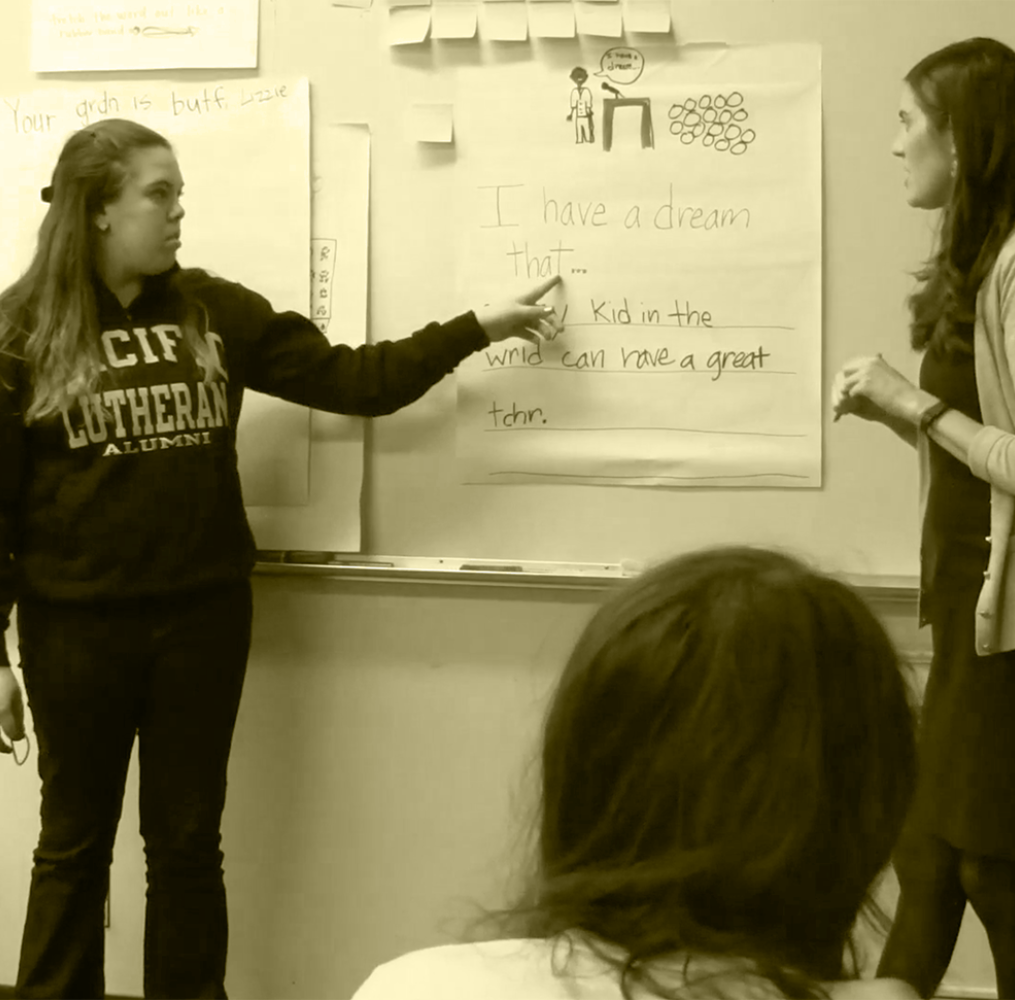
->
xmin=0 ymin=266 xmax=487 ymax=665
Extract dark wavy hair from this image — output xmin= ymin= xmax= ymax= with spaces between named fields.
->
xmin=477 ymin=546 xmax=918 ymax=999
xmin=0 ymin=118 xmax=222 ymax=422
xmin=905 ymin=37 xmax=1015 ymax=356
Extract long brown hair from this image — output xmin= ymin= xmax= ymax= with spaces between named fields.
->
xmin=476 ymin=546 xmax=918 ymax=999
xmin=0 ymin=118 xmax=221 ymax=423
xmin=906 ymin=38 xmax=1015 ymax=356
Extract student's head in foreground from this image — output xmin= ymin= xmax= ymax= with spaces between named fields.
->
xmin=492 ymin=545 xmax=919 ymax=999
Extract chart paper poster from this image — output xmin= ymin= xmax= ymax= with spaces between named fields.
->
xmin=0 ymin=79 xmax=311 ymax=506
xmin=454 ymin=43 xmax=822 ymax=487
xmin=31 ymin=0 xmax=260 ymax=72
xmin=246 ymin=124 xmax=371 ymax=552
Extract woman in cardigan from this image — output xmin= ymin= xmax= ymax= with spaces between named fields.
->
xmin=832 ymin=37 xmax=1015 ymax=999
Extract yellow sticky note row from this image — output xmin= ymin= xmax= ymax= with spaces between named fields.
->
xmin=387 ymin=0 xmax=671 ymax=43
xmin=407 ymin=103 xmax=455 ymax=142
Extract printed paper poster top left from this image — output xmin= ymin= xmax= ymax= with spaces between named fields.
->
xmin=31 ymin=0 xmax=259 ymax=73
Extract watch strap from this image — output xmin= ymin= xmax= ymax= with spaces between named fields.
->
xmin=918 ymin=399 xmax=950 ymax=436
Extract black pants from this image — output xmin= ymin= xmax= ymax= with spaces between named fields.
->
xmin=878 ymin=589 xmax=1015 ymax=998
xmin=14 ymin=581 xmax=253 ymax=1000
xmin=878 ymin=824 xmax=1015 ymax=999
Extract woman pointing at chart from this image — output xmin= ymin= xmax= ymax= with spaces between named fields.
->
xmin=0 ymin=117 xmax=562 ymax=999
xmin=832 ymin=37 xmax=1015 ymax=999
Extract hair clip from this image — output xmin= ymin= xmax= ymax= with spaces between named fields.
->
xmin=41 ymin=186 xmax=53 ymax=203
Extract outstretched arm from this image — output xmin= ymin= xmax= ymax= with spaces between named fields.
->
xmin=240 ymin=275 xmax=564 ymax=417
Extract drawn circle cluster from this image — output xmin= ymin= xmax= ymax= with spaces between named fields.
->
xmin=668 ymin=92 xmax=757 ymax=155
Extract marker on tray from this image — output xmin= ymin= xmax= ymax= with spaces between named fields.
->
xmin=330 ymin=559 xmax=396 ymax=568
xmin=285 ymin=551 xmax=333 ymax=564
xmin=284 ymin=552 xmax=394 ymax=567
xmin=459 ymin=562 xmax=525 ymax=572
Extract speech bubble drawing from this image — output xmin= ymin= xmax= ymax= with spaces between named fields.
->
xmin=594 ymin=47 xmax=645 ymax=86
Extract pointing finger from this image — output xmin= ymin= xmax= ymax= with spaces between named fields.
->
xmin=519 ymin=275 xmax=563 ymax=305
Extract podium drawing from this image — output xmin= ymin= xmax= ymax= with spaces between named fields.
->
xmin=602 ymin=90 xmax=655 ymax=151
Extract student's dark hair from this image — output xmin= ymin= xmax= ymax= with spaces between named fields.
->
xmin=476 ymin=546 xmax=918 ymax=1000
xmin=906 ymin=37 xmax=1015 ymax=356
xmin=0 ymin=118 xmax=221 ymax=422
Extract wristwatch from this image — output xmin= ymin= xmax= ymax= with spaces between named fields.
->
xmin=918 ymin=399 xmax=950 ymax=435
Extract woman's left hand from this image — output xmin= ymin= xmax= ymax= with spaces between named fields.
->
xmin=832 ymin=355 xmax=921 ymax=424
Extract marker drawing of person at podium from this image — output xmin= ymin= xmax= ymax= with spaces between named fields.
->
xmin=566 ymin=67 xmax=595 ymax=144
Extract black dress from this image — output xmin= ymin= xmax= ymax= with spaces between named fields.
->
xmin=910 ymin=342 xmax=1015 ymax=859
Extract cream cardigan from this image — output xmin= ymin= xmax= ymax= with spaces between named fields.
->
xmin=918 ymin=230 xmax=1015 ymax=654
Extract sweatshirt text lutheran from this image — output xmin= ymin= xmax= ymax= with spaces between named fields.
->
xmin=0 ymin=265 xmax=488 ymax=665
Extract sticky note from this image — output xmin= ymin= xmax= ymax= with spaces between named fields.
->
xmin=479 ymin=2 xmax=528 ymax=39
xmin=387 ymin=6 xmax=431 ymax=43
xmin=407 ymin=103 xmax=454 ymax=142
xmin=624 ymin=0 xmax=670 ymax=32
xmin=575 ymin=2 xmax=622 ymax=35
xmin=528 ymin=2 xmax=575 ymax=37
xmin=431 ymin=2 xmax=478 ymax=37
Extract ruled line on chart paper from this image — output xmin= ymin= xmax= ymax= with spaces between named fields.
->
xmin=485 ymin=470 xmax=812 ymax=481
xmin=483 ymin=426 xmax=806 ymax=438
xmin=479 ymin=366 xmax=798 ymax=375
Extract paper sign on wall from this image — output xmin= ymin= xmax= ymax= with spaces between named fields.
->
xmin=0 ymin=79 xmax=312 ymax=507
xmin=31 ymin=0 xmax=260 ymax=72
xmin=246 ymin=125 xmax=371 ymax=551
xmin=453 ymin=44 xmax=822 ymax=488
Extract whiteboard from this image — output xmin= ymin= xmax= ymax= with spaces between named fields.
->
xmin=354 ymin=0 xmax=1004 ymax=578
xmin=4 ymin=0 xmax=1012 ymax=579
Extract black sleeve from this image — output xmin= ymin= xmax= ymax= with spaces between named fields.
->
xmin=0 ymin=351 xmax=25 ymax=667
xmin=218 ymin=282 xmax=490 ymax=417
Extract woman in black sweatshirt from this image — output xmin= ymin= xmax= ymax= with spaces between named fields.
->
xmin=0 ymin=117 xmax=561 ymax=999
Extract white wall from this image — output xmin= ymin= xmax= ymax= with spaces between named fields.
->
xmin=0 ymin=0 xmax=1010 ymax=995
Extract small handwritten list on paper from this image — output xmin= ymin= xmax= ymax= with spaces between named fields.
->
xmin=31 ymin=0 xmax=260 ymax=72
